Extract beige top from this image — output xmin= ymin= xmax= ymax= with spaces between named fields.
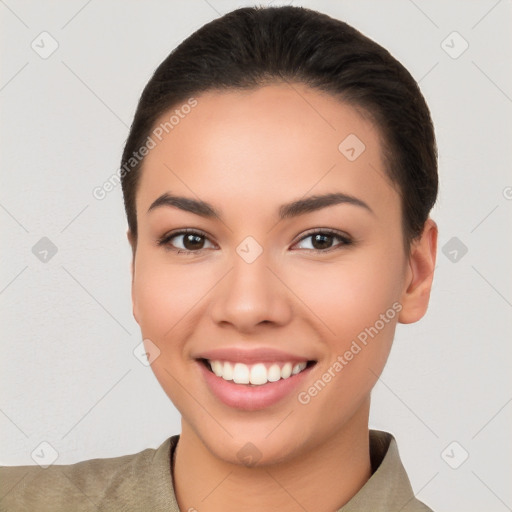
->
xmin=0 ymin=430 xmax=434 ymax=511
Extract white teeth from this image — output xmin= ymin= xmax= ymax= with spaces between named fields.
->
xmin=292 ymin=362 xmax=303 ymax=375
xmin=281 ymin=362 xmax=292 ymax=379
xmin=211 ymin=360 xmax=223 ymax=377
xmin=206 ymin=360 xmax=308 ymax=385
xmin=267 ymin=364 xmax=281 ymax=382
xmin=232 ymin=363 xmax=250 ymax=384
xmin=222 ymin=361 xmax=234 ymax=380
xmin=249 ymin=363 xmax=267 ymax=385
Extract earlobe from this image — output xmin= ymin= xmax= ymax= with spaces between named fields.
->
xmin=398 ymin=218 xmax=438 ymax=324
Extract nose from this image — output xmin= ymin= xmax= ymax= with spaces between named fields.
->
xmin=209 ymin=249 xmax=293 ymax=333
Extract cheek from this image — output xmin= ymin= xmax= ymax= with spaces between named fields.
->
xmin=132 ymin=254 xmax=205 ymax=341
xmin=298 ymin=250 xmax=403 ymax=336
xmin=292 ymin=252 xmax=403 ymax=422
xmin=132 ymin=254 xmax=208 ymax=404
xmin=293 ymin=247 xmax=405 ymax=403
xmin=341 ymin=265 xmax=401 ymax=327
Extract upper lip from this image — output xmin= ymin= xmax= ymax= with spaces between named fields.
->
xmin=195 ymin=347 xmax=316 ymax=365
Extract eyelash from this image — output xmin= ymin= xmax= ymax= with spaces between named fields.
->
xmin=156 ymin=228 xmax=353 ymax=256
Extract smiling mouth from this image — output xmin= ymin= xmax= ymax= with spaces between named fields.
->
xmin=198 ymin=358 xmax=317 ymax=386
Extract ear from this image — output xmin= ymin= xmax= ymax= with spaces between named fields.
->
xmin=126 ymin=230 xmax=139 ymax=325
xmin=398 ymin=218 xmax=438 ymax=324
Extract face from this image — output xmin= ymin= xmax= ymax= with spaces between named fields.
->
xmin=129 ymin=83 xmax=434 ymax=466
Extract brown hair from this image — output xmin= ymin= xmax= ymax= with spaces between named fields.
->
xmin=120 ymin=5 xmax=438 ymax=249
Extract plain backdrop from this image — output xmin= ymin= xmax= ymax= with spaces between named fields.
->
xmin=1 ymin=1 xmax=511 ymax=511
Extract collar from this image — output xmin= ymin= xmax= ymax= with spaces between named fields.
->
xmin=336 ymin=430 xmax=433 ymax=511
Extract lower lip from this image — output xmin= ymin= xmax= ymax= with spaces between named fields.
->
xmin=197 ymin=361 xmax=314 ymax=411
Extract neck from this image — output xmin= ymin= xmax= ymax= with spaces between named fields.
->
xmin=172 ymin=403 xmax=372 ymax=512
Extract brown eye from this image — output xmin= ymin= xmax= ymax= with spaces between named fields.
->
xmin=157 ymin=229 xmax=215 ymax=255
xmin=180 ymin=233 xmax=206 ymax=250
xmin=294 ymin=230 xmax=352 ymax=252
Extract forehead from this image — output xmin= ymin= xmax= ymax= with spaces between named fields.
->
xmin=136 ymin=83 xmax=398 ymax=219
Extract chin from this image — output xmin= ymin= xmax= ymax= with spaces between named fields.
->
xmin=190 ymin=418 xmax=315 ymax=468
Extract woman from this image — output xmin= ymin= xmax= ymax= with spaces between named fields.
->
xmin=0 ymin=5 xmax=437 ymax=511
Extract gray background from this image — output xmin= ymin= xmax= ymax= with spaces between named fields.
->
xmin=1 ymin=0 xmax=511 ymax=510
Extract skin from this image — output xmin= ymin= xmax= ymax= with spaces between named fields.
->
xmin=127 ymin=82 xmax=437 ymax=512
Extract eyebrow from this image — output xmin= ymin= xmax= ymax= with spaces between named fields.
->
xmin=147 ymin=191 xmax=374 ymax=220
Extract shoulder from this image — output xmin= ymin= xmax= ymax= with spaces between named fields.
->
xmin=0 ymin=437 xmax=177 ymax=512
